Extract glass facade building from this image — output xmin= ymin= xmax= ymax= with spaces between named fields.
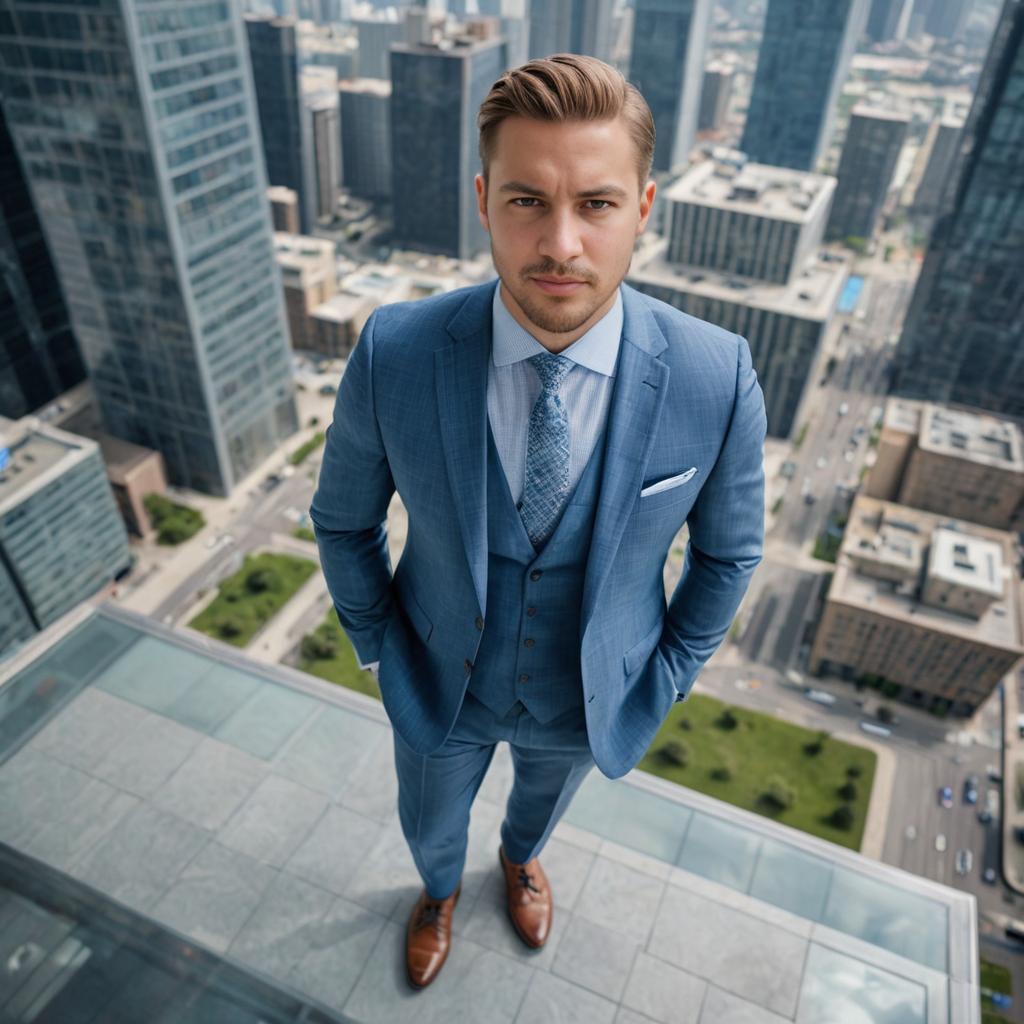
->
xmin=0 ymin=104 xmax=86 ymax=420
xmin=528 ymin=0 xmax=615 ymax=62
xmin=339 ymin=79 xmax=391 ymax=202
xmin=740 ymin=0 xmax=871 ymax=171
xmin=892 ymin=0 xmax=1024 ymax=419
xmin=826 ymin=106 xmax=909 ymax=241
xmin=390 ymin=37 xmax=505 ymax=260
xmin=628 ymin=0 xmax=712 ymax=173
xmin=0 ymin=1 xmax=298 ymax=496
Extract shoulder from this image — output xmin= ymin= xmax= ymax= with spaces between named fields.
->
xmin=368 ymin=280 xmax=494 ymax=351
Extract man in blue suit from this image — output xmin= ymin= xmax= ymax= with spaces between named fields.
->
xmin=310 ymin=53 xmax=766 ymax=988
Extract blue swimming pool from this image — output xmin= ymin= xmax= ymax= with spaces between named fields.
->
xmin=838 ymin=274 xmax=864 ymax=314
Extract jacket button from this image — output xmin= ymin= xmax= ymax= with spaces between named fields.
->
xmin=530 ymin=570 xmax=542 ymax=581
xmin=526 ymin=607 xmax=537 ymax=617
xmin=464 ymin=659 xmax=473 ymax=675
xmin=474 ymin=616 xmax=484 ymax=631
xmin=519 ymin=673 xmax=530 ymax=683
xmin=524 ymin=638 xmax=535 ymax=648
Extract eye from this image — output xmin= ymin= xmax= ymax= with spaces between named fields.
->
xmin=584 ymin=200 xmax=612 ymax=210
xmin=511 ymin=197 xmax=541 ymax=207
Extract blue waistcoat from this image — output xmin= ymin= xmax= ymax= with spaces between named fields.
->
xmin=466 ymin=417 xmax=608 ymax=723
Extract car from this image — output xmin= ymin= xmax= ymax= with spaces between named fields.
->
xmin=904 ymin=825 xmax=917 ymax=840
xmin=803 ymin=687 xmax=837 ymax=706
xmin=935 ymin=833 xmax=947 ymax=853
xmin=983 ymin=867 xmax=998 ymax=885
xmin=938 ymin=786 xmax=954 ymax=809
xmin=963 ymin=775 xmax=979 ymax=804
xmin=318 ymin=383 xmax=337 ymax=395
xmin=954 ymin=849 xmax=973 ymax=875
xmin=844 ymin=450 xmax=855 ymax=462
xmin=987 ymin=765 xmax=1003 ymax=782
xmin=838 ymin=401 xmax=850 ymax=416
xmin=803 ymin=491 xmax=817 ymax=505
xmin=979 ymin=789 xmax=999 ymax=824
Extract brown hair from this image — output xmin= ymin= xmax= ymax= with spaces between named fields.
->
xmin=477 ymin=53 xmax=656 ymax=189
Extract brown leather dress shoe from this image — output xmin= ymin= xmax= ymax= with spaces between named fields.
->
xmin=498 ymin=844 xmax=552 ymax=949
xmin=405 ymin=884 xmax=460 ymax=989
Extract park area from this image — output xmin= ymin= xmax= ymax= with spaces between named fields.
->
xmin=188 ymin=552 xmax=318 ymax=648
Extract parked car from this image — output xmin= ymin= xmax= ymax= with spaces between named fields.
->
xmin=979 ymin=789 xmax=999 ymax=824
xmin=987 ymin=765 xmax=1003 ymax=783
xmin=804 ymin=688 xmax=837 ymax=706
xmin=935 ymin=833 xmax=947 ymax=853
xmin=983 ymin=867 xmax=998 ymax=885
xmin=838 ymin=401 xmax=850 ymax=416
xmin=955 ymin=849 xmax=973 ymax=875
xmin=938 ymin=786 xmax=954 ymax=809
xmin=963 ymin=775 xmax=979 ymax=805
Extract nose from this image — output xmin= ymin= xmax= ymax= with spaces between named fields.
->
xmin=537 ymin=207 xmax=583 ymax=266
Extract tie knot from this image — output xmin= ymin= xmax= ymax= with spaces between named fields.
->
xmin=528 ymin=352 xmax=572 ymax=393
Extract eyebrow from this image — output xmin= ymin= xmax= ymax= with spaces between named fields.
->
xmin=498 ymin=181 xmax=630 ymax=199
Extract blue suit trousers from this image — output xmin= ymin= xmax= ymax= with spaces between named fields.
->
xmin=393 ymin=690 xmax=596 ymax=900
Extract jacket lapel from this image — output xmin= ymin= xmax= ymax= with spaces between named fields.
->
xmin=436 ymin=283 xmax=494 ymax=616
xmin=580 ymin=285 xmax=670 ymax=638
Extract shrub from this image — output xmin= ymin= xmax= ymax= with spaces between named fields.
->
xmin=838 ymin=781 xmax=858 ymax=801
xmin=877 ymin=705 xmax=894 ymax=724
xmin=761 ymin=775 xmax=795 ymax=811
xmin=710 ymin=765 xmax=733 ymax=783
xmin=301 ymin=632 xmax=337 ymax=660
xmin=678 ymin=717 xmax=692 ymax=731
xmin=828 ymin=804 xmax=855 ymax=830
xmin=246 ymin=568 xmax=281 ymax=594
xmin=846 ymin=764 xmax=862 ymax=778
xmin=218 ymin=617 xmax=243 ymax=639
xmin=716 ymin=708 xmax=739 ymax=731
xmin=658 ymin=740 xmax=690 ymax=768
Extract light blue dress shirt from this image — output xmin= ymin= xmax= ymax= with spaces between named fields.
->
xmin=487 ymin=280 xmax=623 ymax=504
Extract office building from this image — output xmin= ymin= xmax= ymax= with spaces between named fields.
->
xmin=390 ymin=34 xmax=506 ymax=259
xmin=273 ymin=233 xmax=337 ymax=350
xmin=912 ymin=115 xmax=964 ymax=217
xmin=809 ymin=494 xmax=1023 ymax=716
xmin=740 ymin=0 xmax=871 ymax=171
xmin=865 ymin=398 xmax=1024 ymax=532
xmin=309 ymin=292 xmax=375 ymax=357
xmin=1 ymin=2 xmax=299 ymax=496
xmin=698 ymin=60 xmax=735 ymax=133
xmin=0 ymin=417 xmax=131 ymax=654
xmin=924 ymin=0 xmax=973 ymax=40
xmin=352 ymin=7 xmax=405 ymax=79
xmin=339 ymin=78 xmax=392 ymax=200
xmin=865 ymin=0 xmax=913 ymax=41
xmin=268 ymin=186 xmax=301 ymax=233
xmin=0 ymin=106 xmax=86 ymax=420
xmin=245 ymin=15 xmax=311 ymax=231
xmin=298 ymin=20 xmax=359 ymax=78
xmin=629 ymin=236 xmax=847 ymax=439
xmin=826 ymin=106 xmax=909 ymax=242
xmin=528 ymin=0 xmax=615 ymax=62
xmin=628 ymin=0 xmax=712 ymax=173
xmin=663 ymin=158 xmax=837 ymax=285
xmin=300 ymin=66 xmax=341 ymax=223
xmin=892 ymin=0 xmax=1024 ymax=419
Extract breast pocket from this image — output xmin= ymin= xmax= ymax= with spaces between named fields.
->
xmin=636 ymin=470 xmax=702 ymax=514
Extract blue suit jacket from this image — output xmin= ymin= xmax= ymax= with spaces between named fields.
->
xmin=310 ymin=279 xmax=766 ymax=778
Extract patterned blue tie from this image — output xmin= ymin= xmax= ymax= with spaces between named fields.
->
xmin=520 ymin=352 xmax=573 ymax=549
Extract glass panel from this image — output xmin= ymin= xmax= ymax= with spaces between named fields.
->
xmin=676 ymin=811 xmax=762 ymax=891
xmin=822 ymin=866 xmax=948 ymax=972
xmin=749 ymin=836 xmax=833 ymax=921
xmin=213 ymin=682 xmax=318 ymax=760
xmin=797 ymin=944 xmax=927 ymax=1024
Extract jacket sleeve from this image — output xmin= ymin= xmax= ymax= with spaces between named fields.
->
xmin=309 ymin=309 xmax=397 ymax=666
xmin=659 ymin=332 xmax=767 ymax=700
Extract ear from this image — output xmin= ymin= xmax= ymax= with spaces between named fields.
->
xmin=475 ymin=174 xmax=490 ymax=232
xmin=637 ymin=179 xmax=656 ymax=234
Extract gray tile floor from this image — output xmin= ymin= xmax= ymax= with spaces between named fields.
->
xmin=0 ymin=615 xmax=977 ymax=1024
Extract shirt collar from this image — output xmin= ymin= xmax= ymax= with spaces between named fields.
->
xmin=490 ymin=279 xmax=622 ymax=377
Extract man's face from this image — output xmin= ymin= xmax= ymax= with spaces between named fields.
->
xmin=475 ymin=116 xmax=656 ymax=348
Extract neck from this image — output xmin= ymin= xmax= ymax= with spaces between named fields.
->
xmin=499 ymin=281 xmax=618 ymax=354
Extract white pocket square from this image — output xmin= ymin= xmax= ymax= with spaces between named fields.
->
xmin=640 ymin=467 xmax=698 ymax=497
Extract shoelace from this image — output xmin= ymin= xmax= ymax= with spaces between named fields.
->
xmin=414 ymin=900 xmax=444 ymax=931
xmin=517 ymin=867 xmax=541 ymax=894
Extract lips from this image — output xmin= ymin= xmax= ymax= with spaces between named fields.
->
xmin=531 ymin=277 xmax=587 ymax=295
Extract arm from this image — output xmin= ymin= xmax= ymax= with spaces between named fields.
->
xmin=309 ymin=309 xmax=397 ymax=667
xmin=659 ymin=333 xmax=767 ymax=700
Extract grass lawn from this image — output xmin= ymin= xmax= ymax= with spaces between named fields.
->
xmin=189 ymin=552 xmax=318 ymax=648
xmin=288 ymin=431 xmax=325 ymax=465
xmin=980 ymin=958 xmax=1013 ymax=1024
xmin=293 ymin=526 xmax=316 ymax=543
xmin=297 ymin=610 xmax=381 ymax=701
xmin=637 ymin=693 xmax=877 ymax=851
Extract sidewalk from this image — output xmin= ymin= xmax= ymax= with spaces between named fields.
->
xmin=1000 ymin=665 xmax=1024 ymax=895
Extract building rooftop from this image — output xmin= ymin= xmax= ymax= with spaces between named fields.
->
xmin=0 ymin=604 xmax=979 ymax=1023
xmin=629 ymin=236 xmax=849 ymax=323
xmin=849 ymin=102 xmax=911 ymax=123
xmin=0 ymin=418 xmax=97 ymax=513
xmin=337 ymin=77 xmax=391 ymax=97
xmin=663 ymin=158 xmax=836 ymax=225
xmin=919 ymin=404 xmax=1024 ymax=472
xmin=833 ymin=495 xmax=1023 ymax=651
xmin=311 ymin=292 xmax=374 ymax=325
xmin=274 ymin=233 xmax=337 ymax=287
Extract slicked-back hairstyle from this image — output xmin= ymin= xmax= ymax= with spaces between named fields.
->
xmin=477 ymin=53 xmax=655 ymax=190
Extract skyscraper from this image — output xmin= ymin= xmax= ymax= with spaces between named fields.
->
xmin=912 ymin=115 xmax=964 ymax=217
xmin=528 ymin=0 xmax=615 ymax=62
xmin=0 ymin=105 xmax=86 ymax=420
xmin=740 ymin=0 xmax=871 ymax=171
xmin=390 ymin=34 xmax=506 ymax=258
xmin=865 ymin=0 xmax=914 ymax=41
xmin=299 ymin=65 xmax=340 ymax=224
xmin=826 ymin=106 xmax=909 ymax=242
xmin=339 ymin=78 xmax=392 ymax=201
xmin=245 ymin=15 xmax=309 ymax=231
xmin=0 ymin=1 xmax=299 ymax=496
xmin=698 ymin=60 xmax=735 ymax=133
xmin=892 ymin=0 xmax=1024 ymax=418
xmin=628 ymin=0 xmax=712 ymax=173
